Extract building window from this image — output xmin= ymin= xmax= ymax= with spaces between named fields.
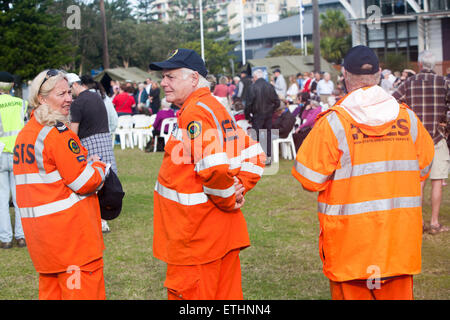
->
xmin=366 ymin=21 xmax=418 ymax=61
xmin=256 ymin=3 xmax=265 ymax=12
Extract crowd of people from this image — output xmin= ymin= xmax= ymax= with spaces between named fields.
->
xmin=0 ymin=44 xmax=448 ymax=301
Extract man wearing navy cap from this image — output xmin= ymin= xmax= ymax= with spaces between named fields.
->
xmin=291 ymin=45 xmax=434 ymax=299
xmin=150 ymin=49 xmax=265 ymax=300
xmin=0 ymin=71 xmax=27 ymax=249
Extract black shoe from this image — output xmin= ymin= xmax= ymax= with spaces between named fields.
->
xmin=1 ymin=241 xmax=13 ymax=249
xmin=16 ymin=238 xmax=26 ymax=248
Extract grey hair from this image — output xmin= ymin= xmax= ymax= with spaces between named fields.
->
xmin=181 ymin=68 xmax=210 ymax=89
xmin=0 ymin=82 xmax=14 ymax=93
xmin=344 ymin=69 xmax=381 ymax=92
xmin=418 ymin=50 xmax=436 ymax=70
xmin=253 ymin=69 xmax=264 ymax=79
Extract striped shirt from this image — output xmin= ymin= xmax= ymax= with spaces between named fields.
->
xmin=392 ymin=70 xmax=450 ymax=144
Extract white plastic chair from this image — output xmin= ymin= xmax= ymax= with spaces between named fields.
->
xmin=236 ymin=119 xmax=250 ymax=132
xmin=272 ymin=129 xmax=296 ymax=163
xmin=132 ymin=115 xmax=155 ymax=150
xmin=154 ymin=117 xmax=177 ymax=152
xmin=114 ymin=115 xmax=134 ymax=150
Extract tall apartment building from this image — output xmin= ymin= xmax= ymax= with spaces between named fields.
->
xmin=149 ymin=0 xmax=309 ymax=33
xmin=343 ymin=0 xmax=450 ymax=74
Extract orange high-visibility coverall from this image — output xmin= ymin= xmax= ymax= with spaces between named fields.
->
xmin=153 ymin=87 xmax=265 ymax=300
xmin=292 ymin=87 xmax=434 ymax=300
xmin=13 ymin=115 xmax=106 ymax=300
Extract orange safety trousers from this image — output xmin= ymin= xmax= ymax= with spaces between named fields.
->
xmin=38 ymin=258 xmax=105 ymax=300
xmin=329 ymin=275 xmax=413 ymax=300
xmin=165 ymin=249 xmax=243 ymax=300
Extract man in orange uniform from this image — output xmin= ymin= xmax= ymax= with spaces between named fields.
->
xmin=14 ymin=70 xmax=107 ymax=299
xmin=149 ymin=49 xmax=265 ymax=300
xmin=292 ymin=46 xmax=434 ymax=300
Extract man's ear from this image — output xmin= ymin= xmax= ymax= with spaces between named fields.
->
xmin=192 ymin=71 xmax=199 ymax=87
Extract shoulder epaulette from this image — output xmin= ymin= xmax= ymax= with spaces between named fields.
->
xmin=55 ymin=121 xmax=68 ymax=133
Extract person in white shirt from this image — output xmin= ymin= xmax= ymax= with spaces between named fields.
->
xmin=273 ymin=69 xmax=287 ymax=99
xmin=317 ymin=72 xmax=334 ymax=104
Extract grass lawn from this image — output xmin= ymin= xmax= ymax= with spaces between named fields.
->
xmin=0 ymin=147 xmax=449 ymax=300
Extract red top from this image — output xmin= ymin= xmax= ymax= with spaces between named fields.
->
xmin=213 ymin=84 xmax=229 ymax=98
xmin=113 ymin=92 xmax=135 ymax=114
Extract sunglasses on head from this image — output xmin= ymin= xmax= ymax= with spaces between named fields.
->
xmin=39 ymin=69 xmax=60 ymax=92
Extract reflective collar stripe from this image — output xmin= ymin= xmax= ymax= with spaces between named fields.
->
xmin=230 ymin=143 xmax=265 ymax=169
xmin=294 ymin=160 xmax=329 ymax=184
xmin=195 ymin=152 xmax=229 ymax=172
xmin=67 ymin=165 xmax=96 ymax=193
xmin=15 ymin=170 xmax=62 ymax=185
xmin=20 ymin=192 xmax=87 ymax=218
xmin=240 ymin=162 xmax=264 ymax=176
xmin=326 ymin=112 xmax=352 ymax=180
xmin=155 ymin=180 xmax=208 ymax=206
xmin=318 ymin=196 xmax=421 ymax=216
xmin=34 ymin=126 xmax=53 ymax=172
xmin=405 ymin=108 xmax=417 ymax=143
xmin=203 ymin=185 xmax=235 ymax=198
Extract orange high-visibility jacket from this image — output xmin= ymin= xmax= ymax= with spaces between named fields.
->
xmin=292 ymin=90 xmax=434 ymax=282
xmin=13 ymin=115 xmax=106 ymax=274
xmin=153 ymin=87 xmax=265 ymax=265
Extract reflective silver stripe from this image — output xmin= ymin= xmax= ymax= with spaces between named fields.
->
xmin=195 ymin=152 xmax=229 ymax=172
xmin=326 ymin=112 xmax=352 ymax=180
xmin=406 ymin=108 xmax=417 ymax=143
xmin=196 ymin=102 xmax=224 ymax=147
xmin=203 ymin=185 xmax=235 ymax=198
xmin=240 ymin=162 xmax=264 ymax=176
xmin=20 ymin=192 xmax=87 ymax=218
xmin=94 ymin=166 xmax=106 ymax=191
xmin=154 ymin=180 xmax=208 ymax=206
xmin=421 ymin=163 xmax=432 ymax=177
xmin=294 ymin=160 xmax=329 ymax=184
xmin=0 ymin=130 xmax=21 ymax=137
xmin=336 ymin=160 xmax=420 ymax=180
xmin=34 ymin=126 xmax=53 ymax=172
xmin=230 ymin=143 xmax=265 ymax=169
xmin=318 ymin=196 xmax=421 ymax=216
xmin=67 ymin=164 xmax=95 ymax=192
xmin=15 ymin=170 xmax=62 ymax=185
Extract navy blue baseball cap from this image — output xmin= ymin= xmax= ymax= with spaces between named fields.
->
xmin=149 ymin=48 xmax=208 ymax=78
xmin=0 ymin=71 xmax=14 ymax=83
xmin=343 ymin=45 xmax=379 ymax=75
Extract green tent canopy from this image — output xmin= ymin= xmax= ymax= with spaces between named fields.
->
xmin=248 ymin=55 xmax=340 ymax=80
xmin=94 ymin=67 xmax=162 ymax=94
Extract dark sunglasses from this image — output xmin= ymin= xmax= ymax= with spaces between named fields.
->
xmin=39 ymin=69 xmax=60 ymax=92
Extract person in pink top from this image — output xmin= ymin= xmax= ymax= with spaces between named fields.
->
xmin=213 ymin=76 xmax=229 ymax=98
xmin=293 ymin=100 xmax=322 ymax=150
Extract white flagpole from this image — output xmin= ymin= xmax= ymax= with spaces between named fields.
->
xmin=240 ymin=0 xmax=246 ymax=66
xmin=199 ymin=0 xmax=205 ymax=61
xmin=299 ymin=0 xmax=304 ymax=55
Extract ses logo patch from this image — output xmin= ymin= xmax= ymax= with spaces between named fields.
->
xmin=68 ymin=138 xmax=81 ymax=154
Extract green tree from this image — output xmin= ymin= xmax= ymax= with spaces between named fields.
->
xmin=267 ymin=41 xmax=302 ymax=57
xmin=319 ymin=9 xmax=351 ymax=64
xmin=0 ymin=0 xmax=75 ymax=81
xmin=182 ymin=39 xmax=235 ymax=75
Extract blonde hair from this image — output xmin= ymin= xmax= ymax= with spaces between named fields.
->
xmin=29 ymin=70 xmax=71 ymax=126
